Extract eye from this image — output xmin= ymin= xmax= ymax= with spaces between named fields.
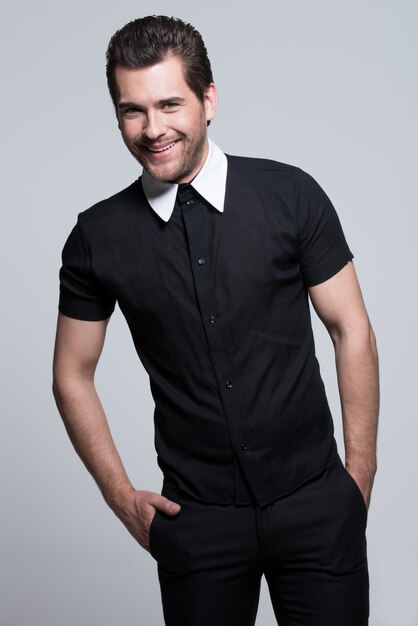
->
xmin=162 ymin=102 xmax=180 ymax=111
xmin=122 ymin=107 xmax=143 ymax=118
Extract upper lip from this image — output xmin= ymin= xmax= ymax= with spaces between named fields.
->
xmin=143 ymin=139 xmax=178 ymax=151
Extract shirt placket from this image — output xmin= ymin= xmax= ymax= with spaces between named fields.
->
xmin=177 ymin=184 xmax=254 ymax=504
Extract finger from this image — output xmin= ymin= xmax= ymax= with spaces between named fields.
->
xmin=148 ymin=493 xmax=181 ymax=515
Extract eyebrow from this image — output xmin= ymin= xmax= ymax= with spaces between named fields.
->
xmin=118 ymin=97 xmax=186 ymax=111
xmin=118 ymin=101 xmax=140 ymax=110
xmin=159 ymin=97 xmax=186 ymax=105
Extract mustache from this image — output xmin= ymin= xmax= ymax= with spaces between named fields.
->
xmin=133 ymin=136 xmax=181 ymax=149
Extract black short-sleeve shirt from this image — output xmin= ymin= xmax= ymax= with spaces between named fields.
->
xmin=59 ymin=155 xmax=353 ymax=506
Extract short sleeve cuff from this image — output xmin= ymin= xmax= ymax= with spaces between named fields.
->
xmin=58 ymin=299 xmax=115 ymax=321
xmin=303 ymin=246 xmax=354 ymax=288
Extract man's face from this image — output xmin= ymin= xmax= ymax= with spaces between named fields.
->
xmin=115 ymin=56 xmax=217 ymax=184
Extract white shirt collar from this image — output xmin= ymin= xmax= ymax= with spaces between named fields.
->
xmin=141 ymin=139 xmax=227 ymax=222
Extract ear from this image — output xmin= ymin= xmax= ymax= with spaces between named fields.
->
xmin=203 ymin=83 xmax=218 ymax=123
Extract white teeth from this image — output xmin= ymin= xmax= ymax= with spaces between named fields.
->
xmin=148 ymin=141 xmax=176 ymax=153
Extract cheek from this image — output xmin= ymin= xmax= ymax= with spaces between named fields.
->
xmin=174 ymin=108 xmax=203 ymax=134
xmin=120 ymin=120 xmax=142 ymax=142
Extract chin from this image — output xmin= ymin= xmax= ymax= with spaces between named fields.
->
xmin=148 ymin=168 xmax=177 ymax=183
xmin=148 ymin=164 xmax=189 ymax=184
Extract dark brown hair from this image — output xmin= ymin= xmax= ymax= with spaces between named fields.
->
xmin=106 ymin=15 xmax=214 ymax=108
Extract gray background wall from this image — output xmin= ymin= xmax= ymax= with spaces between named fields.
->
xmin=1 ymin=0 xmax=417 ymax=624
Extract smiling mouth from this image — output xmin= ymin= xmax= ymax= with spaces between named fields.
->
xmin=146 ymin=141 xmax=177 ymax=153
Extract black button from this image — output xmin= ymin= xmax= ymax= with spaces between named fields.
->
xmin=186 ymin=199 xmax=194 ymax=206
xmin=241 ymin=442 xmax=248 ymax=451
xmin=209 ymin=316 xmax=216 ymax=324
xmin=226 ymin=381 xmax=232 ymax=389
xmin=198 ymin=258 xmax=205 ymax=265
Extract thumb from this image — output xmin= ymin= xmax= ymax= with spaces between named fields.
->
xmin=167 ymin=501 xmax=181 ymax=515
xmin=155 ymin=495 xmax=181 ymax=515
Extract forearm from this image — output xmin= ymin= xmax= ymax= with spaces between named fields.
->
xmin=53 ymin=376 xmax=134 ymax=508
xmin=52 ymin=315 xmax=181 ymax=551
xmin=53 ymin=374 xmax=181 ymax=550
xmin=334 ymin=325 xmax=379 ymax=480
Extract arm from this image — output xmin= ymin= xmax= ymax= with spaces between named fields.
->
xmin=308 ymin=261 xmax=379 ymax=508
xmin=52 ymin=313 xmax=180 ymax=550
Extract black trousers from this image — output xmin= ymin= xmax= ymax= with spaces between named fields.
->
xmin=149 ymin=458 xmax=369 ymax=626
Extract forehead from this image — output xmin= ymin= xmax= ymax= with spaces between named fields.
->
xmin=115 ymin=56 xmax=194 ymax=103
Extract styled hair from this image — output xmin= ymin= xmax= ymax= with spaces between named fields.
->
xmin=106 ymin=15 xmax=214 ymax=108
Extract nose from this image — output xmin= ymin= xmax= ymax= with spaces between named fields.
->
xmin=143 ymin=111 xmax=166 ymax=141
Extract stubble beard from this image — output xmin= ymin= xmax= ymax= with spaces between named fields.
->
xmin=130 ymin=115 xmax=208 ymax=184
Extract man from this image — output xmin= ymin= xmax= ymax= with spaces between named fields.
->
xmin=53 ymin=15 xmax=379 ymax=626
